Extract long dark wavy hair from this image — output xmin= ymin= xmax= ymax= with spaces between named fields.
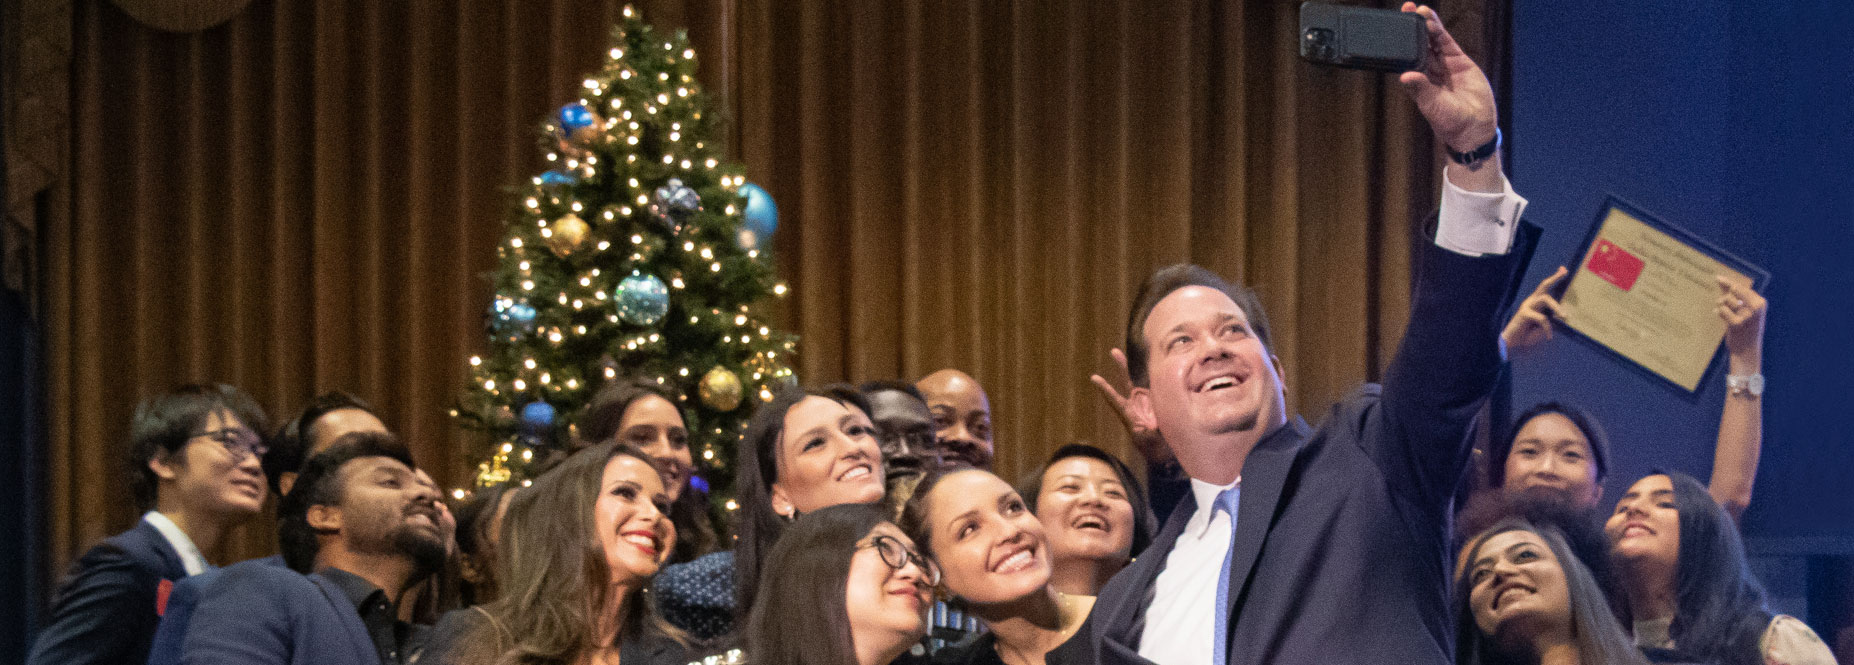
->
xmin=451 ymin=442 xmax=687 ymax=665
xmin=732 ymin=383 xmax=874 ymax=619
xmin=579 ymin=378 xmax=719 ymax=564
xmin=1455 ymin=517 xmax=1647 ymax=665
xmin=744 ymin=504 xmax=889 ymax=665
xmin=1627 ymin=472 xmax=1771 ymax=665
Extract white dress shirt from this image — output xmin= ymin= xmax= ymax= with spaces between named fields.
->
xmin=143 ymin=510 xmax=209 ymax=576
xmin=1135 ymin=173 xmax=1526 ymax=664
xmin=1139 ymin=478 xmax=1240 ymax=665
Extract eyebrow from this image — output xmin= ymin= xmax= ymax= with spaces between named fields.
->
xmin=1471 ymin=540 xmax=1538 ymax=572
xmin=943 ymin=508 xmax=980 ymax=533
xmin=1161 ymin=312 xmax=1240 ymax=339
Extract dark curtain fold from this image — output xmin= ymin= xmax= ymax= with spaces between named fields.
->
xmin=39 ymin=0 xmax=1505 ymax=579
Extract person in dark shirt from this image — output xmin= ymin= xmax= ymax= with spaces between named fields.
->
xmin=165 ymin=432 xmax=445 ymax=665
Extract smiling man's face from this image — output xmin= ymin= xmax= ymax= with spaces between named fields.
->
xmin=1130 ymin=286 xmax=1286 ymax=472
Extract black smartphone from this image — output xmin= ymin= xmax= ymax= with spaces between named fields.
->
xmin=1298 ymin=2 xmax=1429 ymax=73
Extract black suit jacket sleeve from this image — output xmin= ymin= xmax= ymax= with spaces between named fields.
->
xmin=1367 ymin=221 xmax=1540 ymax=515
xmin=27 ymin=543 xmax=161 ymax=665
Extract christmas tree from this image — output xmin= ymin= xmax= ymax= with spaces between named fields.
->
xmin=453 ymin=6 xmax=797 ymax=508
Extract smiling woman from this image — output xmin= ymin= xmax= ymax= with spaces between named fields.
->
xmin=1607 ymin=472 xmax=1837 ymax=665
xmin=1454 ymin=517 xmax=1646 ymax=665
xmin=1017 ymin=443 xmax=1157 ymax=597
xmin=421 ymin=442 xmax=690 ymax=665
xmin=742 ymin=504 xmax=930 ymax=665
xmin=651 ymin=384 xmax=885 ymax=642
xmin=900 ymin=468 xmax=1093 ymax=665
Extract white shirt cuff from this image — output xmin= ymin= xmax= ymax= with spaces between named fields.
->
xmin=1434 ymin=171 xmax=1527 ymax=257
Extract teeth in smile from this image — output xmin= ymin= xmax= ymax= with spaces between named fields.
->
xmin=841 ymin=466 xmax=870 ymax=480
xmin=995 ymin=549 xmax=1034 ymax=573
xmin=624 ymin=534 xmax=656 ymax=549
xmin=1202 ymin=377 xmax=1236 ymax=392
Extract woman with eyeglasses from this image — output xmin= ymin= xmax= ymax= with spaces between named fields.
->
xmin=29 ymin=384 xmax=272 ymax=665
xmin=733 ymin=503 xmax=932 ymax=665
xmin=899 ymin=468 xmax=1092 ymax=665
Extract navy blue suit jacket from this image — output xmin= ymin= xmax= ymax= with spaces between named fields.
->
xmin=145 ymin=559 xmax=378 ymax=665
xmin=28 ymin=520 xmax=186 ymax=665
xmin=1050 ymin=224 xmax=1539 ymax=665
xmin=145 ymin=554 xmax=288 ymax=664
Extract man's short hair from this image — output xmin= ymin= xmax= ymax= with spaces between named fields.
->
xmin=277 ymin=431 xmax=415 ymax=572
xmin=128 ymin=384 xmax=271 ymax=511
xmin=1124 ymin=264 xmax=1274 ymax=387
xmin=265 ymin=392 xmax=382 ymax=495
xmin=856 ymin=380 xmax=928 ymax=404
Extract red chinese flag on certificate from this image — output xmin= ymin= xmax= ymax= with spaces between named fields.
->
xmin=1586 ymin=238 xmax=1645 ymax=291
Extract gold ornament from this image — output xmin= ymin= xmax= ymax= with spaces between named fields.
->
xmin=546 ymin=213 xmax=591 ymax=255
xmin=699 ymin=366 xmax=744 ymax=411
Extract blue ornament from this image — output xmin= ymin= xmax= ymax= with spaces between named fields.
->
xmin=539 ymin=170 xmax=579 ymax=187
xmin=687 ymin=474 xmax=711 ymax=495
xmin=520 ymin=401 xmax=556 ymax=430
xmin=740 ymin=182 xmax=777 ymax=240
xmin=556 ymin=103 xmax=596 ymax=134
xmin=613 ymin=272 xmax=670 ymax=325
xmin=491 ymin=297 xmax=538 ymax=333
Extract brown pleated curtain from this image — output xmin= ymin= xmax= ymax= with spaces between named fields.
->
xmin=40 ymin=0 xmax=1505 ymax=577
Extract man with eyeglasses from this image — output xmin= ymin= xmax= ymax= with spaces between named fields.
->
xmin=859 ymin=381 xmax=980 ymax=659
xmin=29 ymin=384 xmax=271 ymax=665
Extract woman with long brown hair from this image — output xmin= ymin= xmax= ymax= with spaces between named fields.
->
xmin=419 ymin=442 xmax=687 ymax=665
xmin=580 ymin=379 xmax=719 ymax=564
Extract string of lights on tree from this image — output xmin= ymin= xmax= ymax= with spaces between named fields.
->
xmin=451 ymin=6 xmax=797 ymax=509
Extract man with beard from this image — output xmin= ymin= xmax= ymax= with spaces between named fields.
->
xmin=164 ymin=432 xmax=445 ymax=665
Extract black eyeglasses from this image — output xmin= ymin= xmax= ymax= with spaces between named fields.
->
xmin=191 ymin=428 xmax=267 ymax=462
xmin=861 ymin=534 xmax=941 ymax=586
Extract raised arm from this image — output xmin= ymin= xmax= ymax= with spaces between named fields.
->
xmin=1709 ymin=278 xmax=1766 ymax=520
xmin=1373 ymin=4 xmax=1535 ymax=510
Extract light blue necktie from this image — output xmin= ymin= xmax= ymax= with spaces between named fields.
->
xmin=1211 ymin=487 xmax=1240 ymax=665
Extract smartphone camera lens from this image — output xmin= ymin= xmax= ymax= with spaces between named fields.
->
xmin=1303 ymin=28 xmax=1336 ymax=61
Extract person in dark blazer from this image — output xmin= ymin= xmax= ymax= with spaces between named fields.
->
xmin=1051 ymin=7 xmax=1534 ymax=664
xmin=27 ymin=384 xmax=270 ymax=665
xmin=158 ymin=432 xmax=445 ymax=665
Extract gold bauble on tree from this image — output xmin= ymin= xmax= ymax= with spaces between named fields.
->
xmin=699 ymin=366 xmax=744 ymax=411
xmin=545 ymin=213 xmax=591 ymax=256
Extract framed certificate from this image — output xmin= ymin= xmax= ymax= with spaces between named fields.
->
xmin=1554 ymin=197 xmax=1771 ymax=394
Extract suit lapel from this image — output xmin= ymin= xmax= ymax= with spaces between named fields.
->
xmin=133 ymin=520 xmax=189 ymax=579
xmin=1222 ymin=417 xmax=1311 ymax=635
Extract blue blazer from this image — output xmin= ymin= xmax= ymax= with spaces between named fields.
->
xmin=145 ymin=555 xmax=288 ymax=664
xmin=28 ymin=520 xmax=186 ymax=665
xmin=1050 ymin=223 xmax=1539 ymax=665
xmin=146 ymin=559 xmax=378 ymax=665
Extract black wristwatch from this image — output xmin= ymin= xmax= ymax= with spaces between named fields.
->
xmin=1447 ymin=128 xmax=1502 ymax=166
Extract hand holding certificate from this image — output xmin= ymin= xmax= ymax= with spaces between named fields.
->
xmin=1545 ymin=199 xmax=1770 ymax=392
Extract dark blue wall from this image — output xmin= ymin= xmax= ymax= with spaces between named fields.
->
xmin=1512 ymin=0 xmax=1854 ymax=545
xmin=1511 ymin=0 xmax=1854 ymax=629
